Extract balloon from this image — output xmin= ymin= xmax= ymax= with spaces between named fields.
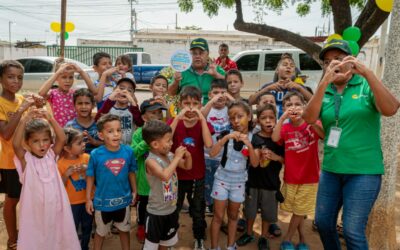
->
xmin=376 ymin=0 xmax=393 ymax=12
xmin=65 ymin=22 xmax=75 ymax=32
xmin=327 ymin=34 xmax=343 ymax=42
xmin=343 ymin=26 xmax=361 ymax=42
xmin=348 ymin=41 xmax=360 ymax=56
xmin=64 ymin=32 xmax=69 ymax=40
xmin=50 ymin=22 xmax=61 ymax=33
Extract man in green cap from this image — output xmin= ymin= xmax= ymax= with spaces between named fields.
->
xmin=168 ymin=38 xmax=226 ymax=104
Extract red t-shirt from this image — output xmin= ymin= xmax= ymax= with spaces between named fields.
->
xmin=168 ymin=119 xmax=214 ymax=180
xmin=215 ymin=57 xmax=238 ymax=72
xmin=279 ymin=121 xmax=321 ymax=184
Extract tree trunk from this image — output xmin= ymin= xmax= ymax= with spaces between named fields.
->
xmin=366 ymin=1 xmax=400 ymax=249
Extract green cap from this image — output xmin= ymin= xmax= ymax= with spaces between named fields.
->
xmin=319 ymin=39 xmax=352 ymax=60
xmin=190 ymin=38 xmax=209 ymax=51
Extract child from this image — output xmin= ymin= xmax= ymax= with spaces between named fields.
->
xmin=209 ymin=101 xmax=259 ymax=250
xmin=248 ymin=54 xmax=312 ymax=117
xmin=92 ymin=52 xmax=115 ymax=110
xmin=150 ymin=74 xmax=176 ymax=119
xmin=257 ymin=92 xmax=277 ymax=109
xmin=226 ymin=69 xmax=247 ymax=102
xmin=38 ymin=58 xmax=97 ymax=127
xmin=112 ymin=54 xmax=135 ymax=82
xmin=13 ymin=108 xmax=80 ymax=250
xmin=142 ymin=120 xmax=192 ymax=250
xmin=168 ymin=86 xmax=214 ymax=250
xmin=95 ymin=78 xmax=143 ymax=145
xmin=65 ymin=88 xmax=102 ymax=154
xmin=86 ymin=114 xmax=137 ymax=250
xmin=58 ymin=127 xmax=92 ymax=250
xmin=0 ymin=60 xmax=37 ymax=250
xmin=236 ymin=104 xmax=284 ymax=249
xmin=201 ymin=79 xmax=232 ymax=213
xmin=131 ymin=98 xmax=167 ymax=243
xmin=271 ymin=92 xmax=324 ymax=250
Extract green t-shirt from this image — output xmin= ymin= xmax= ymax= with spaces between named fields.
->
xmin=320 ymin=74 xmax=384 ymax=175
xmin=178 ymin=65 xmax=226 ymax=104
xmin=131 ymin=127 xmax=151 ymax=195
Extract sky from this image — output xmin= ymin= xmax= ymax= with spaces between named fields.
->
xmin=0 ymin=0 xmax=363 ymax=45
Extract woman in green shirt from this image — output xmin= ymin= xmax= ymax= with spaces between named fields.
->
xmin=303 ymin=39 xmax=399 ymax=250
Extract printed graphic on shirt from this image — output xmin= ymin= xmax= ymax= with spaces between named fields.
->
xmin=163 ymin=173 xmax=178 ymax=205
xmin=105 ymin=158 xmax=126 ymax=176
xmin=208 ymin=116 xmax=230 ymax=134
xmin=69 ymin=176 xmax=86 ymax=191
xmin=285 ymin=127 xmax=317 ymax=153
xmin=183 ymin=137 xmax=195 ymax=147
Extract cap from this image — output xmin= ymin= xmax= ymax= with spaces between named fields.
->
xmin=190 ymin=38 xmax=209 ymax=51
xmin=319 ymin=39 xmax=352 ymax=60
xmin=140 ymin=98 xmax=167 ymax=114
xmin=116 ymin=77 xmax=136 ymax=90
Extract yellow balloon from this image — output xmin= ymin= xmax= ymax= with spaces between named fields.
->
xmin=376 ymin=0 xmax=393 ymax=12
xmin=65 ymin=22 xmax=75 ymax=32
xmin=50 ymin=22 xmax=61 ymax=33
xmin=327 ymin=33 xmax=343 ymax=42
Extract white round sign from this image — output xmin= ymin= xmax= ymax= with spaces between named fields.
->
xmin=170 ymin=50 xmax=192 ymax=72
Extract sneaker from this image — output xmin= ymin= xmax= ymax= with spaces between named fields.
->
xmin=237 ymin=218 xmax=246 ymax=232
xmin=136 ymin=225 xmax=145 ymax=244
xmin=227 ymin=243 xmax=237 ymax=250
xmin=236 ymin=233 xmax=255 ymax=246
xmin=205 ymin=205 xmax=213 ymax=216
xmin=280 ymin=241 xmax=296 ymax=250
xmin=194 ymin=239 xmax=205 ymax=250
xmin=296 ymin=243 xmax=310 ymax=250
xmin=181 ymin=204 xmax=190 ymax=213
xmin=258 ymin=237 xmax=270 ymax=250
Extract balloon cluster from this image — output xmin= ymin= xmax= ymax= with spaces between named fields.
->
xmin=50 ymin=22 xmax=75 ymax=40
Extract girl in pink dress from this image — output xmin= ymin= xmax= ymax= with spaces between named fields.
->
xmin=13 ymin=108 xmax=80 ymax=250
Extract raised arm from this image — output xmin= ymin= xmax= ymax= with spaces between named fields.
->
xmin=240 ymin=133 xmax=259 ymax=167
xmin=248 ymin=82 xmax=281 ymax=105
xmin=43 ymin=110 xmax=66 ymax=156
xmin=12 ymin=111 xmax=34 ymax=169
xmin=72 ymin=64 xmax=98 ymax=95
xmin=272 ymin=109 xmax=290 ymax=142
xmin=178 ymin=150 xmax=192 ymax=170
xmin=38 ymin=63 xmax=70 ymax=97
xmin=167 ymin=71 xmax=181 ymax=96
xmin=195 ymin=108 xmax=213 ymax=148
xmin=94 ymin=67 xmax=118 ymax=102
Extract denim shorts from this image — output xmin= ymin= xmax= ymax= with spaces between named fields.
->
xmin=211 ymin=178 xmax=245 ymax=203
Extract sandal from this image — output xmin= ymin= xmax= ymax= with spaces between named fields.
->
xmin=280 ymin=241 xmax=295 ymax=250
xmin=269 ymin=223 xmax=282 ymax=237
xmin=296 ymin=243 xmax=310 ymax=250
xmin=7 ymin=241 xmax=17 ymax=250
xmin=336 ymin=224 xmax=344 ymax=237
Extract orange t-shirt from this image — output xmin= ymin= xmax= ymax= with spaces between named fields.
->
xmin=58 ymin=153 xmax=90 ymax=205
xmin=0 ymin=94 xmax=24 ymax=170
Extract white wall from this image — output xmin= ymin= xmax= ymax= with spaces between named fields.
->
xmin=0 ymin=47 xmax=47 ymax=62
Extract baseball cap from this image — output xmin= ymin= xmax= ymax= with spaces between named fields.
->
xmin=140 ymin=98 xmax=167 ymax=114
xmin=190 ymin=38 xmax=209 ymax=51
xmin=116 ymin=77 xmax=136 ymax=90
xmin=319 ymin=39 xmax=352 ymax=60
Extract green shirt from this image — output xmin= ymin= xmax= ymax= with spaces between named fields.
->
xmin=131 ymin=127 xmax=151 ymax=195
xmin=320 ymin=74 xmax=384 ymax=175
xmin=178 ymin=65 xmax=225 ymax=104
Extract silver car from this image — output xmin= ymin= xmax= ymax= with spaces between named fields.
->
xmin=16 ymin=56 xmax=98 ymax=91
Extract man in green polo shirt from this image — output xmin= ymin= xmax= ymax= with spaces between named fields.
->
xmin=168 ymin=38 xmax=225 ymax=104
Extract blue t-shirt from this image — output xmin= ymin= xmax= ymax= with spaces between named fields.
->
xmin=86 ymin=144 xmax=137 ymax=212
xmin=65 ymin=118 xmax=99 ymax=154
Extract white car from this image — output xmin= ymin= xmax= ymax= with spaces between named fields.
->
xmin=17 ymin=56 xmax=98 ymax=91
xmin=232 ymin=49 xmax=323 ymax=97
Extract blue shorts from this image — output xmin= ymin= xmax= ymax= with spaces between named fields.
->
xmin=211 ymin=179 xmax=245 ymax=203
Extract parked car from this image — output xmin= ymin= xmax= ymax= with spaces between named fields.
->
xmin=16 ymin=56 xmax=97 ymax=91
xmin=232 ymin=49 xmax=323 ymax=96
xmin=124 ymin=52 xmax=168 ymax=84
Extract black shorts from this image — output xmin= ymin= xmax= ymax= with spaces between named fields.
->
xmin=0 ymin=169 xmax=22 ymax=199
xmin=146 ymin=209 xmax=179 ymax=244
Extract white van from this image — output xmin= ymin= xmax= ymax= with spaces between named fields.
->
xmin=232 ymin=49 xmax=323 ymax=97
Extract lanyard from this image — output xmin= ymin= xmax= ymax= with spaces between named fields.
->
xmin=332 ymin=85 xmax=342 ymax=127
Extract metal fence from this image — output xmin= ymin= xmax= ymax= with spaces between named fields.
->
xmin=46 ymin=45 xmax=144 ymax=65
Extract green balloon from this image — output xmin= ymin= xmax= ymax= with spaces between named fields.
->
xmin=64 ymin=32 xmax=69 ymax=40
xmin=343 ymin=26 xmax=361 ymax=42
xmin=348 ymin=41 xmax=360 ymax=56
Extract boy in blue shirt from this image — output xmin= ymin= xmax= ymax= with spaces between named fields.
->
xmin=86 ymin=114 xmax=137 ymax=250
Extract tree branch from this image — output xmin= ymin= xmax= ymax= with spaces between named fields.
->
xmin=330 ymin=0 xmax=352 ymax=34
xmin=233 ymin=0 xmax=321 ymax=61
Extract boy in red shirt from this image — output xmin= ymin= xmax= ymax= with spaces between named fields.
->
xmin=168 ymin=86 xmax=213 ymax=250
xmin=272 ymin=91 xmax=324 ymax=250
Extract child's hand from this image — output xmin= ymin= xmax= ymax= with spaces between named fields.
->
xmin=176 ymin=107 xmax=190 ymax=120
xmin=83 ymin=130 xmax=96 ymax=144
xmin=103 ymin=67 xmax=119 ymax=77
xmin=154 ymin=96 xmax=167 ymax=107
xmin=64 ymin=165 xmax=75 ymax=177
xmin=31 ymin=94 xmax=46 ymax=108
xmin=239 ymin=133 xmax=251 ymax=146
xmin=281 ymin=108 xmax=293 ymax=120
xmin=69 ymin=63 xmax=84 ymax=74
xmin=175 ymin=146 xmax=187 ymax=159
xmin=192 ymin=108 xmax=204 ymax=121
xmin=210 ymin=93 xmax=223 ymax=104
xmin=109 ymin=88 xmax=122 ymax=101
xmin=131 ymin=191 xmax=137 ymax=205
xmin=205 ymin=62 xmax=218 ymax=77
xmin=173 ymin=72 xmax=182 ymax=84
xmin=56 ymin=63 xmax=73 ymax=75
xmin=121 ymin=90 xmax=136 ymax=106
xmin=184 ymin=150 xmax=191 ymax=159
xmin=265 ymin=149 xmax=281 ymax=161
xmin=224 ymin=92 xmax=235 ymax=102
xmin=286 ymin=81 xmax=301 ymax=91
xmin=19 ymin=96 xmax=35 ymax=113
xmin=85 ymin=200 xmax=94 ymax=215
xmin=227 ymin=131 xmax=241 ymax=141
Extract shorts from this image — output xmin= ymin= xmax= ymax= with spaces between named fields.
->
xmin=245 ymin=188 xmax=278 ymax=223
xmin=94 ymin=206 xmax=131 ymax=237
xmin=144 ymin=210 xmax=179 ymax=250
xmin=280 ymin=183 xmax=318 ymax=216
xmin=0 ymin=169 xmax=22 ymax=198
xmin=211 ymin=179 xmax=245 ymax=203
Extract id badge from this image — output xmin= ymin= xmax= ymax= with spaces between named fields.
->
xmin=327 ymin=127 xmax=342 ymax=148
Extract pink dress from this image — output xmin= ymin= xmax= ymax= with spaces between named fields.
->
xmin=48 ymin=88 xmax=76 ymax=127
xmin=15 ymin=149 xmax=80 ymax=250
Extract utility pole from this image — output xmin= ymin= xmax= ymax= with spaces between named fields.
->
xmin=175 ymin=13 xmax=178 ymax=29
xmin=8 ymin=21 xmax=14 ymax=59
xmin=129 ymin=0 xmax=137 ymax=47
xmin=60 ymin=0 xmax=67 ymax=58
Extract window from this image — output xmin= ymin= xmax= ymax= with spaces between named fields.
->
xmin=236 ymin=54 xmax=259 ymax=71
xmin=142 ymin=54 xmax=151 ymax=64
xmin=128 ymin=54 xmax=137 ymax=65
xmin=264 ymin=54 xmax=282 ymax=71
xmin=299 ymin=54 xmax=322 ymax=70
xmin=27 ymin=60 xmax=52 ymax=73
xmin=17 ymin=59 xmax=30 ymax=71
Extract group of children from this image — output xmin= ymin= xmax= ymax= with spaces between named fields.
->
xmin=0 ymin=51 xmax=322 ymax=250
